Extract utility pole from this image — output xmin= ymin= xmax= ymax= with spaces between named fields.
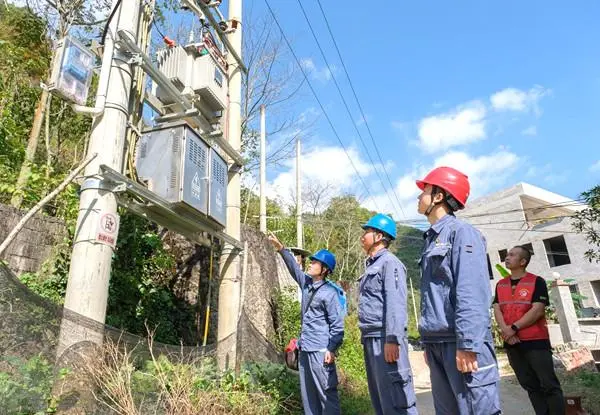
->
xmin=259 ymin=104 xmax=266 ymax=233
xmin=296 ymin=137 xmax=303 ymax=248
xmin=58 ymin=0 xmax=141 ymax=357
xmin=409 ymin=276 xmax=418 ymax=329
xmin=295 ymin=137 xmax=303 ymax=303
xmin=217 ymin=0 xmax=243 ymax=371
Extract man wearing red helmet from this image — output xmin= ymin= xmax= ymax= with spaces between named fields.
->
xmin=416 ymin=167 xmax=501 ymax=414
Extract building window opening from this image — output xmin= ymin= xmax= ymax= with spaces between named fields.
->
xmin=498 ymin=249 xmax=508 ymax=262
xmin=521 ymin=242 xmax=534 ymax=255
xmin=543 ymin=235 xmax=571 ymax=267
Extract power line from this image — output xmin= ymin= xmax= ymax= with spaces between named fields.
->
xmin=461 ymin=199 xmax=586 ymax=220
xmin=314 ymin=0 xmax=406 ymax=219
xmin=294 ymin=0 xmax=401 ymax=216
xmin=263 ymin=0 xmax=380 ymax=210
xmin=470 ymin=214 xmax=575 ymax=227
xmin=474 ymin=227 xmax=581 ymax=234
xmin=262 ymin=199 xmax=587 ymax=229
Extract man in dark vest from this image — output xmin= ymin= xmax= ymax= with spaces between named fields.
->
xmin=493 ymin=245 xmax=565 ymax=415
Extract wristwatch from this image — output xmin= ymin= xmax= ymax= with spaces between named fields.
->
xmin=511 ymin=324 xmax=520 ymax=333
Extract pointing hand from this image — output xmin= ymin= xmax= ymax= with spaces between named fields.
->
xmin=267 ymin=231 xmax=284 ymax=251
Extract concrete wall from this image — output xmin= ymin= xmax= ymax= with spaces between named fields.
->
xmin=0 ymin=204 xmax=67 ymax=275
xmin=236 ymin=226 xmax=300 ymax=364
xmin=163 ymin=225 xmax=297 ymax=363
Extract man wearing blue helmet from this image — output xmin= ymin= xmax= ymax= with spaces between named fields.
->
xmin=358 ymin=213 xmax=418 ymax=415
xmin=268 ymin=233 xmax=345 ymax=415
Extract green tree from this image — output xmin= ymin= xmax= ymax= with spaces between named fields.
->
xmin=306 ymin=195 xmax=373 ymax=281
xmin=572 ymin=185 xmax=600 ymax=263
xmin=0 ymin=6 xmax=51 ymax=201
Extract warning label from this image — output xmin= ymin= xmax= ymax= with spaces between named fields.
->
xmin=95 ymin=212 xmax=120 ymax=248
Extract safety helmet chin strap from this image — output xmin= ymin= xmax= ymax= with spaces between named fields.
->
xmin=313 ymin=261 xmax=330 ymax=278
xmin=366 ymin=232 xmax=387 ymax=256
xmin=425 ymin=185 xmax=444 ymax=216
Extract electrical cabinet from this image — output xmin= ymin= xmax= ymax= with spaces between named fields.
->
xmin=136 ymin=123 xmax=227 ymax=227
xmin=155 ymin=44 xmax=227 ymax=112
xmin=209 ymin=148 xmax=227 ymax=226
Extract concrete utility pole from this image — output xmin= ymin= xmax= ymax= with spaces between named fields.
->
xmin=58 ymin=0 xmax=141 ymax=356
xmin=259 ymin=104 xmax=266 ymax=233
xmin=409 ymin=276 xmax=418 ymax=329
xmin=295 ymin=137 xmax=303 ymax=303
xmin=296 ymin=137 xmax=303 ymax=248
xmin=217 ymin=0 xmax=243 ymax=370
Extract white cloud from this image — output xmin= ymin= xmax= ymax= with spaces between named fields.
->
xmin=434 ymin=151 xmax=520 ymax=193
xmin=544 ymin=173 xmax=569 ymax=186
xmin=525 ymin=163 xmax=551 ymax=178
xmin=524 ymin=163 xmax=569 ymax=186
xmin=267 ymin=145 xmax=374 ymax=207
xmin=490 ymin=85 xmax=550 ymax=114
xmin=300 ymin=58 xmax=335 ymax=82
xmin=365 ymin=149 xmax=521 ymax=220
xmin=589 ymin=160 xmax=600 ymax=172
xmin=412 ymin=85 xmax=549 ymax=154
xmin=417 ymin=101 xmax=487 ymax=153
xmin=521 ymin=126 xmax=537 ymax=136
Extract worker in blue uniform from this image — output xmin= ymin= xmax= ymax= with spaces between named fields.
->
xmin=358 ymin=213 xmax=418 ymax=415
xmin=415 ymin=166 xmax=501 ymax=415
xmin=268 ymin=233 xmax=344 ymax=415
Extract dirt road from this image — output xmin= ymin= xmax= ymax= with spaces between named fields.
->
xmin=409 ymin=351 xmax=534 ymax=415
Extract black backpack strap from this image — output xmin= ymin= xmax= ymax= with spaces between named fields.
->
xmin=301 ymin=282 xmax=326 ymax=323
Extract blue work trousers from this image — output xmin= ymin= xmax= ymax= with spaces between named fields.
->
xmin=425 ymin=342 xmax=501 ymax=415
xmin=363 ymin=337 xmax=418 ymax=415
xmin=298 ymin=350 xmax=340 ymax=415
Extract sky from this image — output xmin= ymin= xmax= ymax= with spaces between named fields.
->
xmin=242 ymin=0 xmax=600 ymax=222
xmin=11 ymin=0 xmax=599 ymax=224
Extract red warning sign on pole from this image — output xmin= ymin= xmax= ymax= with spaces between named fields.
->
xmin=95 ymin=212 xmax=120 ymax=248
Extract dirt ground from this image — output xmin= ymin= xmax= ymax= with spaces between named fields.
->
xmin=409 ymin=351 xmax=534 ymax=415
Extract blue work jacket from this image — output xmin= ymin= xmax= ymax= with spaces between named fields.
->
xmin=358 ymin=248 xmax=408 ymax=344
xmin=419 ymin=214 xmax=494 ymax=351
xmin=279 ymin=248 xmax=345 ymax=353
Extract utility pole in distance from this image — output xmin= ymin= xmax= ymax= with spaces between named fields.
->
xmin=296 ymin=137 xmax=303 ymax=248
xmin=217 ymin=0 xmax=243 ymax=371
xmin=259 ymin=104 xmax=266 ymax=233
xmin=58 ymin=0 xmax=142 ymax=358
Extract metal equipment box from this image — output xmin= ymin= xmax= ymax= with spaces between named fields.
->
xmin=192 ymin=53 xmax=227 ymax=111
xmin=136 ymin=123 xmax=222 ymax=224
xmin=209 ymin=148 xmax=227 ymax=226
xmin=155 ymin=45 xmax=227 ymax=112
xmin=156 ymin=46 xmax=189 ymax=91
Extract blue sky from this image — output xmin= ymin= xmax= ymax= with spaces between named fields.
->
xmin=245 ymin=0 xmax=600 ymax=220
xmin=11 ymin=0 xmax=598 ymax=220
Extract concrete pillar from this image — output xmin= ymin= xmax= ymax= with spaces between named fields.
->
xmin=551 ymin=279 xmax=582 ymax=343
xmin=216 ymin=0 xmax=243 ymax=371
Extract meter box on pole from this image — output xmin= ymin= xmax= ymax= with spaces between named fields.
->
xmin=48 ymin=36 xmax=95 ymax=105
xmin=135 ymin=123 xmax=227 ymax=228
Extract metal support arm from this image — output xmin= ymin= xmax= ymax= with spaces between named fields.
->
xmin=117 ymin=30 xmax=244 ymax=168
xmin=181 ymin=0 xmax=247 ymax=74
